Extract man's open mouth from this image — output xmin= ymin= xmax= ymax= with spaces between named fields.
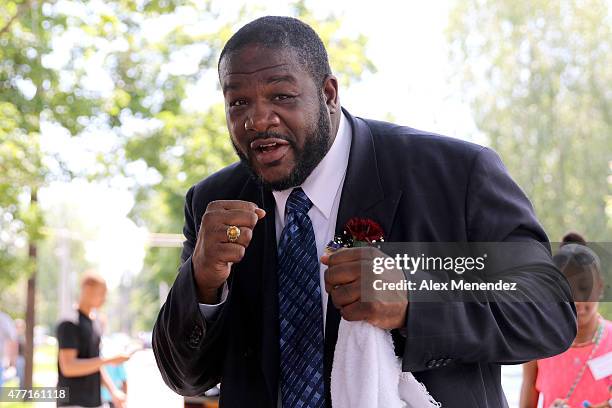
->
xmin=250 ymin=138 xmax=291 ymax=165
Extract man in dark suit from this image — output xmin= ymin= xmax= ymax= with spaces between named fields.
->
xmin=152 ymin=16 xmax=577 ymax=408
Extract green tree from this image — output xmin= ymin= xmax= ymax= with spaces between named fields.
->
xmin=0 ymin=0 xmax=113 ymax=289
xmin=1 ymin=1 xmax=44 ymax=289
xmin=0 ymin=0 xmax=107 ymax=388
xmin=447 ymin=0 xmax=611 ymax=241
xmin=0 ymin=0 xmax=196 ymax=327
xmin=447 ymin=0 xmax=612 ymax=317
xmin=1 ymin=0 xmax=375 ymax=333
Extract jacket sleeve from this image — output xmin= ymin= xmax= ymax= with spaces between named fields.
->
xmin=152 ymin=185 xmax=231 ymax=395
xmin=400 ymin=147 xmax=577 ymax=372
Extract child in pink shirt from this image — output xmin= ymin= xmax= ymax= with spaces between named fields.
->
xmin=520 ymin=232 xmax=611 ymax=408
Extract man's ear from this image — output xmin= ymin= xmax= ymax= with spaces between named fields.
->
xmin=322 ymin=75 xmax=339 ymax=114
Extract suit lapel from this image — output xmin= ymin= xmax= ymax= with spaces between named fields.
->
xmin=259 ymin=186 xmax=280 ymax=404
xmin=234 ymin=176 xmax=279 ymax=405
xmin=333 ymin=110 xmax=403 ymax=235
xmin=323 ymin=109 xmax=403 ymax=406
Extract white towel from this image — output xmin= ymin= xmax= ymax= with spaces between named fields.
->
xmin=331 ymin=319 xmax=441 ymax=408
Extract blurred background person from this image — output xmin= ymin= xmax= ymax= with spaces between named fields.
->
xmin=0 ymin=311 xmax=17 ymax=387
xmin=100 ymin=346 xmax=128 ymax=408
xmin=99 ymin=313 xmax=129 ymax=408
xmin=100 ymin=356 xmax=128 ymax=407
xmin=14 ymin=318 xmax=26 ymax=389
xmin=56 ymin=272 xmax=134 ymax=408
xmin=520 ymin=232 xmax=612 ymax=408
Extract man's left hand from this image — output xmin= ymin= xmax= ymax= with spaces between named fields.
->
xmin=322 ymin=247 xmax=408 ymax=330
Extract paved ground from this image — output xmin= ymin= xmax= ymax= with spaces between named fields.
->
xmin=124 ymin=348 xmax=183 ymax=407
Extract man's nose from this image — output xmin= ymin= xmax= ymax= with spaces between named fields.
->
xmin=245 ymin=102 xmax=280 ymax=133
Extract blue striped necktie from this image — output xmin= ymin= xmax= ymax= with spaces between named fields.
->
xmin=277 ymin=188 xmax=325 ymax=407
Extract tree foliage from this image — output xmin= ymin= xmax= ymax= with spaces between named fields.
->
xmin=1 ymin=0 xmax=55 ymax=288
xmin=1 ymin=0 xmax=375 ymax=329
xmin=447 ymin=0 xmax=611 ymax=318
xmin=447 ymin=0 xmax=611 ymax=243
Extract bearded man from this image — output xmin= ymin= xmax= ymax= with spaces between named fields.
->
xmin=152 ymin=16 xmax=576 ymax=408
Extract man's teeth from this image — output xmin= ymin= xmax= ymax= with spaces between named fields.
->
xmin=260 ymin=143 xmax=277 ymax=150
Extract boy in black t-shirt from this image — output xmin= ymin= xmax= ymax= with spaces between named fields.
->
xmin=56 ymin=272 xmax=134 ymax=408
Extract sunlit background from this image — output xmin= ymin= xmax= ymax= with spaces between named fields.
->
xmin=1 ymin=0 xmax=611 ymax=406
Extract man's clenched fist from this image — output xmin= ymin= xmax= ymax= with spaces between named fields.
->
xmin=192 ymin=200 xmax=265 ymax=303
xmin=322 ymin=247 xmax=408 ymax=330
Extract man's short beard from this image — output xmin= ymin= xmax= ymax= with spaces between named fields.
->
xmin=233 ymin=98 xmax=332 ymax=191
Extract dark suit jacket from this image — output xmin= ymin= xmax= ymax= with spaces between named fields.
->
xmin=152 ymin=109 xmax=577 ymax=408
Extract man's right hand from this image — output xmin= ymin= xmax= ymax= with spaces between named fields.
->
xmin=192 ymin=200 xmax=266 ymax=304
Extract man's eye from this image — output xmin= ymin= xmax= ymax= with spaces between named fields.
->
xmin=273 ymin=94 xmax=294 ymax=101
xmin=229 ymin=99 xmax=247 ymax=107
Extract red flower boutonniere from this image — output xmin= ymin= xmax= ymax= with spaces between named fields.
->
xmin=326 ymin=217 xmax=385 ymax=252
xmin=344 ymin=217 xmax=385 ymax=244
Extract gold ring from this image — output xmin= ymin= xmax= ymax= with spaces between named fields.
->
xmin=226 ymin=225 xmax=240 ymax=243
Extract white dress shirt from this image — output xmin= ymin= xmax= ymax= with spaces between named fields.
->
xmin=199 ymin=112 xmax=352 ymax=328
